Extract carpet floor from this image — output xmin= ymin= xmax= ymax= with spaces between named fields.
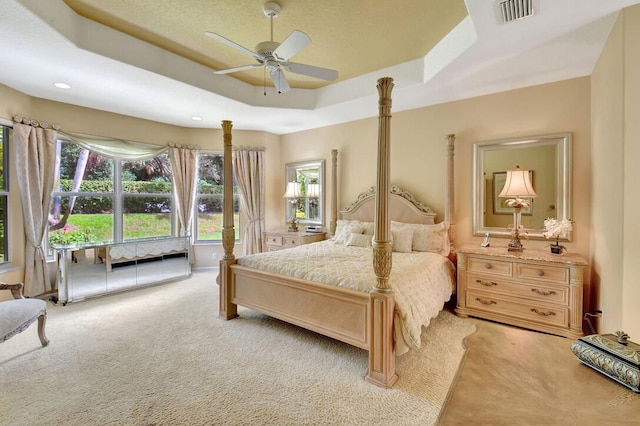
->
xmin=1 ymin=271 xmax=476 ymax=426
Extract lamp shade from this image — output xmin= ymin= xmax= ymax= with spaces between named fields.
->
xmin=499 ymin=166 xmax=537 ymax=198
xmin=306 ymin=183 xmax=320 ymax=198
xmin=282 ymin=181 xmax=302 ymax=198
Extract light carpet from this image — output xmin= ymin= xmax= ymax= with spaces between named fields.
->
xmin=1 ymin=271 xmax=476 ymax=426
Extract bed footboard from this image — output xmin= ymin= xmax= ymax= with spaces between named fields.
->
xmin=229 ymin=265 xmax=370 ymax=349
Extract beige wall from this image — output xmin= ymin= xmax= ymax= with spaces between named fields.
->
xmin=591 ymin=5 xmax=640 ymax=339
xmin=280 ymin=78 xmax=592 ymax=258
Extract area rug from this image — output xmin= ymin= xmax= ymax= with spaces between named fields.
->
xmin=0 ymin=271 xmax=476 ymax=425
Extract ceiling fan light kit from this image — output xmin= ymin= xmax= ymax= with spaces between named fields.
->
xmin=206 ymin=1 xmax=338 ymax=94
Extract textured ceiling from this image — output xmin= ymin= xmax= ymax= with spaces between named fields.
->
xmin=62 ymin=0 xmax=468 ymax=90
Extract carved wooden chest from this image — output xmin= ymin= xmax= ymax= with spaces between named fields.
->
xmin=571 ymin=332 xmax=640 ymax=393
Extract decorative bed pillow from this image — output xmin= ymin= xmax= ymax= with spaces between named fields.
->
xmin=346 ymin=232 xmax=372 ymax=248
xmin=333 ymin=220 xmax=365 ymax=245
xmin=360 ymin=221 xmax=375 ymax=235
xmin=391 ymin=223 xmax=414 ymax=253
xmin=409 ymin=221 xmax=450 ymax=256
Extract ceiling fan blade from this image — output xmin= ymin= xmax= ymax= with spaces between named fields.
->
xmin=270 ymin=68 xmax=290 ymax=94
xmin=273 ymin=30 xmax=311 ymax=61
xmin=284 ymin=62 xmax=338 ymax=81
xmin=213 ymin=64 xmax=263 ymax=75
xmin=205 ymin=32 xmax=261 ymax=60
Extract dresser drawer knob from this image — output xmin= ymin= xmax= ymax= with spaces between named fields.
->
xmin=476 ymin=279 xmax=498 ymax=287
xmin=536 ymin=270 xmax=545 ymax=276
xmin=484 ymin=263 xmax=492 ymax=269
xmin=530 ymin=308 xmax=556 ymax=317
xmin=475 ymin=297 xmax=497 ymax=306
xmin=531 ymin=288 xmax=556 ymax=296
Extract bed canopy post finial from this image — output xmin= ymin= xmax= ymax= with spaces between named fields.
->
xmin=330 ymin=149 xmax=338 ymax=235
xmin=219 ymin=120 xmax=238 ymax=320
xmin=366 ymin=77 xmax=398 ymax=389
xmin=445 ymin=134 xmax=456 ymax=254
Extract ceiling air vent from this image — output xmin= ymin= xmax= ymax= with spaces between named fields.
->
xmin=496 ymin=0 xmax=534 ymax=23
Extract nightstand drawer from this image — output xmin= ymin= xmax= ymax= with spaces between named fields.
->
xmin=265 ymin=235 xmax=283 ymax=246
xmin=262 ymin=231 xmax=326 ymax=252
xmin=467 ymin=273 xmax=569 ymax=305
xmin=466 ymin=290 xmax=569 ymax=328
xmin=515 ymin=263 xmax=568 ymax=285
xmin=467 ymin=257 xmax=512 ymax=276
xmin=283 ymin=237 xmax=300 ymax=247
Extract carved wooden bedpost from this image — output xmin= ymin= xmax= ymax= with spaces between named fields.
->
xmin=219 ymin=120 xmax=238 ymax=319
xmin=366 ymin=77 xmax=398 ymax=388
xmin=330 ymin=149 xmax=338 ymax=235
xmin=445 ymin=134 xmax=456 ymax=255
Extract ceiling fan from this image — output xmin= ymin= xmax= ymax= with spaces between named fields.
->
xmin=205 ymin=1 xmax=338 ymax=94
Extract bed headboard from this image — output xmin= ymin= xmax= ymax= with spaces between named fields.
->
xmin=340 ymin=185 xmax=436 ymax=225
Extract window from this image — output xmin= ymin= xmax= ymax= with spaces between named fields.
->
xmin=0 ymin=126 xmax=8 ymax=263
xmin=49 ymin=140 xmax=173 ymax=246
xmin=195 ymin=152 xmax=239 ymax=242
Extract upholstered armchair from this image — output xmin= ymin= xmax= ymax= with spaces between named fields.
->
xmin=0 ymin=282 xmax=49 ymax=346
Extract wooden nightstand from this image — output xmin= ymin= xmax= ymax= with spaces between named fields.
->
xmin=262 ymin=230 xmax=326 ymax=252
xmin=455 ymin=245 xmax=588 ymax=339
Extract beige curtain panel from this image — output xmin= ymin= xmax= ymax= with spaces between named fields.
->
xmin=12 ymin=118 xmax=58 ymax=297
xmin=168 ymin=144 xmax=199 ymax=263
xmin=233 ymin=147 xmax=266 ymax=255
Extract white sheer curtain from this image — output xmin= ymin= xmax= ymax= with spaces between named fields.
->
xmin=168 ymin=144 xmax=199 ymax=262
xmin=233 ymin=146 xmax=265 ymax=255
xmin=12 ymin=117 xmax=58 ymax=297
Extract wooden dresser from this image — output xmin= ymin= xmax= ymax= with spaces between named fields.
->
xmin=455 ymin=245 xmax=588 ymax=339
xmin=262 ymin=230 xmax=326 ymax=252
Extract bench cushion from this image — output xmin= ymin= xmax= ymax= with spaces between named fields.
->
xmin=1 ymin=298 xmax=47 ymax=342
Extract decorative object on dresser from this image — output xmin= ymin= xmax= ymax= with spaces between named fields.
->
xmin=543 ymin=218 xmax=574 ymax=255
xmin=498 ymin=165 xmax=537 ymax=251
xmin=455 ymin=245 xmax=587 ymax=339
xmin=570 ymin=332 xmax=640 ymax=392
xmin=262 ymin=230 xmax=326 ymax=252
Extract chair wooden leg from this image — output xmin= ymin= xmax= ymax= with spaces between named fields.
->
xmin=37 ymin=313 xmax=49 ymax=346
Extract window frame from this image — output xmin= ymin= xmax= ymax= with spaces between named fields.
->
xmin=49 ymin=139 xmax=176 ymax=249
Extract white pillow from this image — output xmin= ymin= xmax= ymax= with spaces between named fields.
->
xmin=360 ymin=221 xmax=375 ymax=235
xmin=346 ymin=233 xmax=372 ymax=248
xmin=333 ymin=220 xmax=364 ymax=245
xmin=391 ymin=224 xmax=413 ymax=253
xmin=411 ymin=221 xmax=450 ymax=256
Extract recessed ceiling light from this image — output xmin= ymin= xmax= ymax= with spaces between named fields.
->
xmin=53 ymin=82 xmax=72 ymax=89
xmin=191 ymin=116 xmax=203 ymax=121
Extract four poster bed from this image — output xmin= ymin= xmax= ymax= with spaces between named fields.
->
xmin=218 ymin=77 xmax=456 ymax=388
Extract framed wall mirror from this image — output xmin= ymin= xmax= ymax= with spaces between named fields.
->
xmin=472 ymin=133 xmax=572 ymax=240
xmin=284 ymin=159 xmax=325 ymax=226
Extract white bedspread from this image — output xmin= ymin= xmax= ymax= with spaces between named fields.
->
xmin=237 ymin=240 xmax=455 ymax=354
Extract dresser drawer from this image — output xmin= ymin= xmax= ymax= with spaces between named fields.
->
xmin=467 ymin=257 xmax=512 ymax=276
xmin=515 ymin=263 xmax=569 ymax=285
xmin=466 ymin=290 xmax=569 ymax=328
xmin=467 ymin=273 xmax=569 ymax=305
